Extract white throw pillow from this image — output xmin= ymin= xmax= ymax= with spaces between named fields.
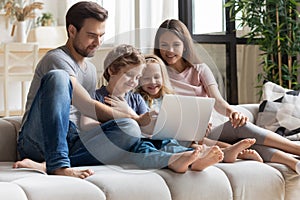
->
xmin=256 ymin=82 xmax=300 ymax=139
xmin=262 ymin=81 xmax=294 ymax=101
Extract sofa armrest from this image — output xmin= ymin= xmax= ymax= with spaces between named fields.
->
xmin=0 ymin=119 xmax=18 ymax=161
xmin=211 ymin=104 xmax=259 ymax=128
xmin=235 ymin=104 xmax=259 ymax=123
xmin=0 ymin=116 xmax=22 ymax=162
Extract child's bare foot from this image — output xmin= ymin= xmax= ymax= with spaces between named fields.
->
xmin=238 ymin=149 xmax=263 ymax=162
xmin=52 ymin=168 xmax=94 ymax=179
xmin=222 ymin=138 xmax=256 ymax=163
xmin=168 ymin=147 xmax=201 ymax=173
xmin=13 ymin=158 xmax=46 ymax=173
xmin=190 ymin=146 xmax=223 ymax=171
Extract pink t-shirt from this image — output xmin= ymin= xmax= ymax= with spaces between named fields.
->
xmin=167 ymin=63 xmax=217 ymax=97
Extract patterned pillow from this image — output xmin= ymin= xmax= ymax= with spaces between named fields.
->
xmin=256 ymin=82 xmax=300 ymax=139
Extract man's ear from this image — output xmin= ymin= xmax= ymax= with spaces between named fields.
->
xmin=68 ymin=24 xmax=77 ymax=38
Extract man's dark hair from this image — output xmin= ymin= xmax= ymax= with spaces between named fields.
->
xmin=66 ymin=1 xmax=108 ymax=36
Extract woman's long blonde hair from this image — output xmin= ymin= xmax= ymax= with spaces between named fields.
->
xmin=136 ymin=54 xmax=174 ymax=107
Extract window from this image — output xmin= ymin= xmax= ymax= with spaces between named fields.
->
xmin=63 ymin=0 xmax=178 ymax=48
xmin=193 ymin=0 xmax=225 ymax=35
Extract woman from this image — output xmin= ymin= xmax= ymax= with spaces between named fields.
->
xmin=153 ymin=19 xmax=300 ymax=174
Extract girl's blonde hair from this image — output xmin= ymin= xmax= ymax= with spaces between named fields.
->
xmin=103 ymin=44 xmax=145 ymax=82
xmin=136 ymin=54 xmax=174 ymax=107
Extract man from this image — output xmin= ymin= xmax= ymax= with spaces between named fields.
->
xmin=13 ymin=1 xmax=148 ymax=179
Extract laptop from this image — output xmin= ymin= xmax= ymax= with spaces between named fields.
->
xmin=150 ymin=94 xmax=215 ymax=141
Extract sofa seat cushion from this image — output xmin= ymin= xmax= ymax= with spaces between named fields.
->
xmin=0 ymin=182 xmax=27 ymax=200
xmin=216 ymin=161 xmax=285 ymax=200
xmin=155 ymin=166 xmax=232 ymax=200
xmin=86 ymin=167 xmax=171 ymax=200
xmin=0 ymin=162 xmax=45 ymax=182
xmin=267 ymin=162 xmax=300 ymax=200
xmin=13 ymin=176 xmax=105 ymax=200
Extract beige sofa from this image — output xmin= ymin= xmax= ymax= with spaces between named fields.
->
xmin=0 ymin=104 xmax=299 ymax=200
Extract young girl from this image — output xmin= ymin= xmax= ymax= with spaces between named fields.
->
xmin=154 ymin=18 xmax=300 ymax=174
xmin=136 ymin=54 xmax=263 ymax=163
xmin=97 ymin=44 xmax=226 ymax=173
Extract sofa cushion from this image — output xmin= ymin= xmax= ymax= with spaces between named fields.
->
xmin=13 ymin=176 xmax=105 ymax=200
xmin=0 ymin=182 xmax=27 ymax=200
xmin=262 ymin=81 xmax=299 ymax=101
xmin=0 ymin=162 xmax=46 ymax=182
xmin=216 ymin=161 xmax=285 ymax=200
xmin=268 ymin=162 xmax=300 ymax=200
xmin=155 ymin=166 xmax=232 ymax=200
xmin=86 ymin=167 xmax=172 ymax=200
xmin=256 ymin=82 xmax=300 ymax=138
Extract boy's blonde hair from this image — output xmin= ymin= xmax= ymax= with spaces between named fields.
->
xmin=103 ymin=44 xmax=145 ymax=82
xmin=136 ymin=54 xmax=174 ymax=107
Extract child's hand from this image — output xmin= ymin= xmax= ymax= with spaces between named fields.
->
xmin=137 ymin=110 xmax=158 ymax=137
xmin=104 ymin=96 xmax=138 ymax=117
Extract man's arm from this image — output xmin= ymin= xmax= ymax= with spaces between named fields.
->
xmin=70 ymin=77 xmax=144 ymax=124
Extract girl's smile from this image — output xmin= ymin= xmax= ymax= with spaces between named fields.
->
xmin=140 ymin=62 xmax=163 ymax=98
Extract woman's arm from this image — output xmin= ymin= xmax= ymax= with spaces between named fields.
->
xmin=206 ymin=84 xmax=248 ymax=128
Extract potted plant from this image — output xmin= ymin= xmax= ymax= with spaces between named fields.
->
xmin=36 ymin=12 xmax=54 ymax=26
xmin=225 ymin=0 xmax=300 ymax=93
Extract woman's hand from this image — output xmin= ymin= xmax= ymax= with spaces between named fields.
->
xmin=229 ymin=111 xmax=248 ymax=128
xmin=104 ymin=96 xmax=137 ymax=117
xmin=205 ymin=123 xmax=212 ymax=137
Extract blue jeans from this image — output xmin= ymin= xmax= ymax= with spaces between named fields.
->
xmin=17 ymin=70 xmax=141 ymax=173
xmin=130 ymin=138 xmax=193 ymax=169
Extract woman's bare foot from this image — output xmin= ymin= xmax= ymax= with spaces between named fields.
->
xmin=190 ymin=146 xmax=223 ymax=171
xmin=168 ymin=147 xmax=201 ymax=173
xmin=238 ymin=149 xmax=263 ymax=162
xmin=222 ymin=138 xmax=256 ymax=163
xmin=13 ymin=158 xmax=46 ymax=173
xmin=52 ymin=168 xmax=94 ymax=179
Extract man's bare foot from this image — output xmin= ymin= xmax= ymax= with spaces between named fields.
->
xmin=168 ymin=147 xmax=201 ymax=173
xmin=13 ymin=158 xmax=46 ymax=173
xmin=222 ymin=138 xmax=256 ymax=163
xmin=13 ymin=158 xmax=94 ymax=179
xmin=190 ymin=146 xmax=223 ymax=171
xmin=238 ymin=149 xmax=263 ymax=162
xmin=52 ymin=168 xmax=94 ymax=179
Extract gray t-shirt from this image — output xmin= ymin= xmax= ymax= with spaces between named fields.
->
xmin=22 ymin=46 xmax=97 ymax=128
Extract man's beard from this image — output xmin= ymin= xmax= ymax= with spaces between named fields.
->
xmin=73 ymin=42 xmax=97 ymax=58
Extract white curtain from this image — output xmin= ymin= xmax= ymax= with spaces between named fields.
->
xmin=237 ymin=45 xmax=262 ymax=104
xmin=103 ymin=0 xmax=177 ymax=50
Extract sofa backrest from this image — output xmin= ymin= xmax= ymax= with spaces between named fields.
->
xmin=0 ymin=117 xmax=22 ymax=162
